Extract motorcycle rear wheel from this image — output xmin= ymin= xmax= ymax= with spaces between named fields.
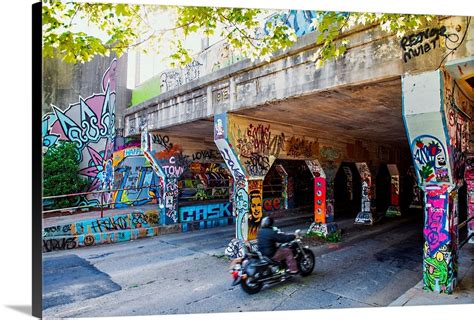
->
xmin=298 ymin=248 xmax=315 ymax=276
xmin=240 ymin=277 xmax=263 ymax=294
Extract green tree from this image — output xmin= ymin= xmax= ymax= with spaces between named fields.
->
xmin=42 ymin=1 xmax=435 ymax=67
xmin=43 ymin=141 xmax=89 ymax=209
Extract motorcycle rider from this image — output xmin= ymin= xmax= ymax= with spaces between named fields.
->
xmin=257 ymin=216 xmax=299 ymax=274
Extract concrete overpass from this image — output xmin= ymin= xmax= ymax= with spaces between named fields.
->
xmin=123 ymin=16 xmax=474 ymax=294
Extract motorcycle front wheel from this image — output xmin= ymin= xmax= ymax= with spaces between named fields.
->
xmin=240 ymin=277 xmax=263 ymax=294
xmin=298 ymin=248 xmax=315 ymax=276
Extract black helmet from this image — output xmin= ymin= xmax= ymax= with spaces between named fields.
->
xmin=261 ymin=216 xmax=274 ymax=228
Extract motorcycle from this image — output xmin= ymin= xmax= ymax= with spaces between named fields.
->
xmin=229 ymin=229 xmax=315 ymax=294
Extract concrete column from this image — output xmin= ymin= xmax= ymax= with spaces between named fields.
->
xmin=141 ymin=130 xmax=182 ymax=225
xmin=465 ymin=157 xmax=474 ymax=244
xmin=321 ymin=161 xmax=341 ymax=223
xmin=354 ymin=162 xmax=376 ymax=225
xmin=408 ymin=166 xmax=424 ymax=209
xmin=402 ymin=65 xmax=472 ymax=293
xmin=306 ymin=160 xmax=339 ymax=236
xmin=386 ymin=164 xmax=401 ymax=217
xmin=214 ymin=113 xmax=283 ymax=257
xmin=342 ymin=166 xmax=353 ymax=201
xmin=275 ymin=164 xmax=289 ymax=210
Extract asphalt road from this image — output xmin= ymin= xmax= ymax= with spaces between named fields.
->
xmin=42 ymin=214 xmax=424 ymax=318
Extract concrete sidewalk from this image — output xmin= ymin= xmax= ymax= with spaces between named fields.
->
xmin=390 ymin=244 xmax=474 ymax=306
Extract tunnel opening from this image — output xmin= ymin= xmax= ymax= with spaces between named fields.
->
xmin=334 ymin=162 xmax=361 ymax=219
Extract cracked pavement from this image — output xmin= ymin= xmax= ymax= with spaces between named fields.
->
xmin=42 ymin=214 xmax=426 ymax=318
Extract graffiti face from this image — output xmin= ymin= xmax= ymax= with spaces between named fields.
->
xmin=249 ymin=191 xmax=262 ymax=223
xmin=412 ymin=135 xmax=450 ymax=184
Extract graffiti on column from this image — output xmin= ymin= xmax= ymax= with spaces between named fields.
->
xmin=466 ymin=157 xmax=474 ymax=243
xmin=422 ymin=185 xmax=456 ymax=293
xmin=230 ymin=122 xmax=285 ymax=177
xmin=411 ymin=135 xmax=450 ymax=184
xmin=355 ymin=163 xmax=374 ymax=224
xmin=42 ymin=59 xmax=117 ymax=207
xmin=342 ymin=166 xmax=353 ymax=201
xmin=443 ymin=70 xmax=471 ymax=186
xmin=216 ymin=127 xmax=249 ymax=241
xmin=248 ymin=180 xmax=263 ymax=240
xmin=306 ymin=160 xmax=327 ymax=223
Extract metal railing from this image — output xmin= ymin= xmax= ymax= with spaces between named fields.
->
xmin=42 ymin=185 xmax=161 ymax=218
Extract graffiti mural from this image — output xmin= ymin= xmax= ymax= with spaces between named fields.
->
xmin=180 ymin=202 xmax=234 ymax=232
xmin=423 ymin=243 xmax=455 ymax=293
xmin=443 ymin=69 xmax=471 ymax=186
xmin=355 ymin=163 xmax=375 ymax=224
xmin=424 ymin=185 xmax=451 ymax=254
xmin=111 ymin=147 xmax=161 ymax=208
xmin=230 ymin=121 xmax=285 ymax=177
xmin=42 ymin=59 xmax=118 ymax=207
xmin=465 ymin=157 xmax=474 ymax=243
xmin=160 ymin=60 xmax=203 ymax=92
xmin=43 ymin=210 xmax=159 ymax=252
xmin=422 ymin=184 xmax=457 ymax=293
xmin=412 ymin=135 xmax=450 ymax=184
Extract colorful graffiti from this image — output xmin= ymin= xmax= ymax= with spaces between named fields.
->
xmin=230 ymin=121 xmax=285 ymax=177
xmin=215 ymin=116 xmax=249 ymax=241
xmin=355 ymin=163 xmax=374 ymax=224
xmin=465 ymin=157 xmax=474 ymax=243
xmin=443 ymin=70 xmax=471 ymax=186
xmin=179 ymin=202 xmax=233 ymax=232
xmin=306 ymin=160 xmax=327 ymax=223
xmin=42 ymin=59 xmax=117 ymax=206
xmin=111 ymin=147 xmax=161 ymax=208
xmin=424 ymin=185 xmax=451 ymax=254
xmin=412 ymin=135 xmax=450 ymax=184
xmin=43 ymin=210 xmax=159 ymax=252
xmin=423 ymin=243 xmax=455 ymax=293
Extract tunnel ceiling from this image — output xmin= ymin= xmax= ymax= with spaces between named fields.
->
xmin=156 ymin=77 xmax=406 ymax=145
xmin=236 ymin=77 xmax=406 ymax=144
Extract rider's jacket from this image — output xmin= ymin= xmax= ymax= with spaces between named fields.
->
xmin=257 ymin=226 xmax=296 ymax=257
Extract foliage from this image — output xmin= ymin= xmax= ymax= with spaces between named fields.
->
xmin=43 ymin=1 xmax=436 ymax=67
xmin=43 ymin=141 xmax=89 ymax=209
xmin=306 ymin=229 xmax=342 ymax=242
xmin=42 ymin=0 xmax=160 ymax=63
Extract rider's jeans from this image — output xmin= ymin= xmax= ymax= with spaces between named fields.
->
xmin=272 ymin=247 xmax=297 ymax=272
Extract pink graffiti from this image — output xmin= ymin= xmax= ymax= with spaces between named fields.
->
xmin=424 ymin=192 xmax=450 ymax=254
